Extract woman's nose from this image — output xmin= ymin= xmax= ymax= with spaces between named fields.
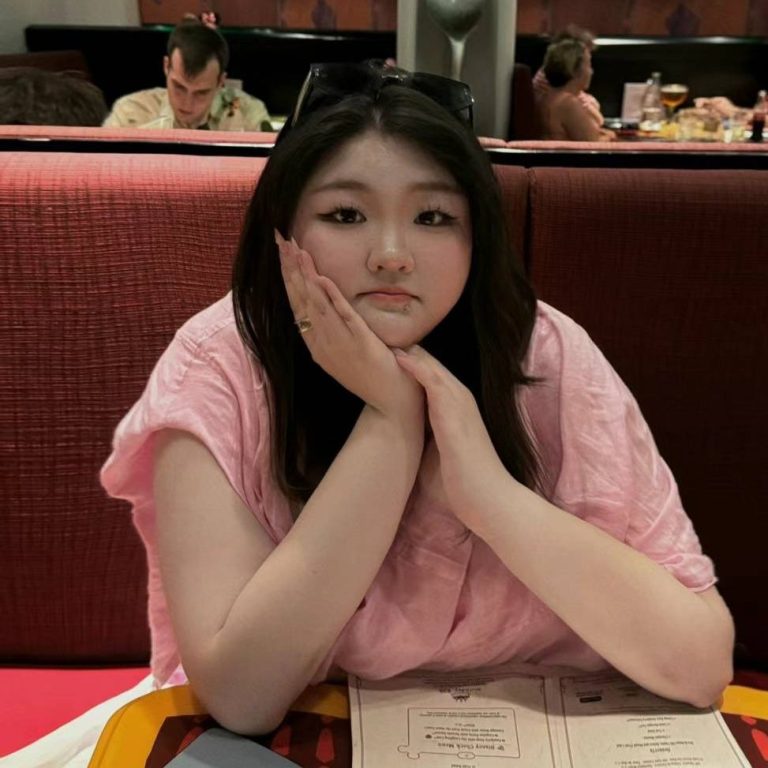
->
xmin=366 ymin=231 xmax=414 ymax=273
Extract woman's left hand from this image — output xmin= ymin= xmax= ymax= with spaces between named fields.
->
xmin=394 ymin=345 xmax=512 ymax=530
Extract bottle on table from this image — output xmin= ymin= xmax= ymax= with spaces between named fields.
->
xmin=751 ymin=90 xmax=766 ymax=142
xmin=641 ymin=71 xmax=663 ymax=131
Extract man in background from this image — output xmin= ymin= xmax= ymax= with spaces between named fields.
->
xmin=103 ymin=18 xmax=272 ymax=131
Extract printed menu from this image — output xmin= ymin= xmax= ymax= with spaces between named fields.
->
xmin=349 ymin=664 xmax=749 ymax=768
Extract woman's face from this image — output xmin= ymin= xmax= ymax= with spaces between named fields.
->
xmin=291 ymin=130 xmax=472 ymax=349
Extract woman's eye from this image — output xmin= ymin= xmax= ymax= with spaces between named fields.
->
xmin=322 ymin=207 xmax=365 ymax=224
xmin=416 ymin=210 xmax=456 ymax=226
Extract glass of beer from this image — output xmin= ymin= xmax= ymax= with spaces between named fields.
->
xmin=660 ymin=84 xmax=689 ymax=121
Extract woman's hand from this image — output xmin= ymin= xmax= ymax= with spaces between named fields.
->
xmin=276 ymin=231 xmax=422 ymax=420
xmin=394 ymin=345 xmax=512 ymax=529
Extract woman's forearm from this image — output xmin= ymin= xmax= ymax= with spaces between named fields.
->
xmin=195 ymin=406 xmax=423 ymax=733
xmin=474 ymin=477 xmax=734 ymax=707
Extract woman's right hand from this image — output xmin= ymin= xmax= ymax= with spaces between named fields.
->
xmin=276 ymin=231 xmax=423 ymax=420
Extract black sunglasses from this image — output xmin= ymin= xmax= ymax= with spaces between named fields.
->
xmin=281 ymin=60 xmax=475 ymax=138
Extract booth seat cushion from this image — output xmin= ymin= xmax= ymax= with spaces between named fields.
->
xmin=0 ymin=666 xmax=150 ymax=757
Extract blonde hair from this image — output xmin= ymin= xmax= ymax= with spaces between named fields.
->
xmin=552 ymin=24 xmax=596 ymax=51
xmin=543 ymin=39 xmax=587 ymax=88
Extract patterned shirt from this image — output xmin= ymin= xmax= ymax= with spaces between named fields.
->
xmin=103 ymin=85 xmax=272 ymax=131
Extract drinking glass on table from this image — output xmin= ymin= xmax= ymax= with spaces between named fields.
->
xmin=727 ymin=109 xmax=751 ymax=142
xmin=660 ymin=83 xmax=689 ymax=121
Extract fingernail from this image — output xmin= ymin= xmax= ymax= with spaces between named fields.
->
xmin=392 ymin=348 xmax=407 ymax=356
xmin=274 ymin=231 xmax=286 ymax=257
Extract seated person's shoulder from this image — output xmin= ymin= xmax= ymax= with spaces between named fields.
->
xmin=556 ymin=93 xmax=601 ymax=141
xmin=224 ymin=86 xmax=272 ymax=131
xmin=536 ymin=90 xmax=580 ymax=140
xmin=528 ymin=301 xmax=592 ymax=368
xmin=175 ymin=294 xmax=249 ymax=364
xmin=556 ymin=91 xmax=585 ymax=115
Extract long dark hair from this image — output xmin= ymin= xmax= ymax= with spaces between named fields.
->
xmin=233 ymin=86 xmax=540 ymax=508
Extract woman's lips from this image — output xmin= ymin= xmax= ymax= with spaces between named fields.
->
xmin=362 ymin=291 xmax=414 ymax=307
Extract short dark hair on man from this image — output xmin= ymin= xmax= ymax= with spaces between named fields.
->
xmin=0 ymin=67 xmax=107 ymax=126
xmin=167 ymin=18 xmax=229 ymax=77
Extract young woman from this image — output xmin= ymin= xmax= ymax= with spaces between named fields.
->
xmin=102 ymin=62 xmax=733 ymax=735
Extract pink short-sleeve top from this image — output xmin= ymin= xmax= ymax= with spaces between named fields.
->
xmin=101 ymin=294 xmax=716 ymax=687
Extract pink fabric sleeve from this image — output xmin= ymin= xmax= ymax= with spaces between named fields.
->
xmin=99 ymin=306 xmax=289 ymax=685
xmin=101 ymin=330 xmax=259 ymax=512
xmin=578 ymin=92 xmax=605 ymax=126
xmin=100 ymin=298 xmax=295 ymax=552
xmin=533 ymin=67 xmax=549 ymax=96
xmin=531 ymin=305 xmax=716 ymax=592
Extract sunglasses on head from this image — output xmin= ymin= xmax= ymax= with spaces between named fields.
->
xmin=281 ymin=60 xmax=475 ymax=137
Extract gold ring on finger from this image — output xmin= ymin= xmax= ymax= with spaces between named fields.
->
xmin=295 ymin=317 xmax=312 ymax=334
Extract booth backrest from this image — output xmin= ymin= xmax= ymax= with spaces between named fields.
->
xmin=0 ymin=49 xmax=90 ymax=79
xmin=0 ymin=151 xmax=264 ymax=662
xmin=1 ymin=149 xmax=765 ymax=671
xmin=527 ymin=167 xmax=768 ymax=668
xmin=508 ymin=63 xmax=539 ymax=141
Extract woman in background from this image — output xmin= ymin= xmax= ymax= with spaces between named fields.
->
xmin=535 ymin=38 xmax=616 ymax=141
xmin=533 ymin=25 xmax=606 ymax=128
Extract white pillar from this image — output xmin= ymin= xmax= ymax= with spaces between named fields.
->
xmin=397 ymin=0 xmax=517 ymax=138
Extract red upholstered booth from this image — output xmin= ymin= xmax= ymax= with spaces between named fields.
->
xmin=1 ymin=138 xmax=766 ymax=758
xmin=0 ymin=151 xmax=264 ymax=756
xmin=526 ymin=167 xmax=768 ymax=671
